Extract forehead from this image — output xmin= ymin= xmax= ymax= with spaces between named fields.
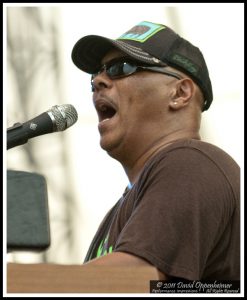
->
xmin=101 ymin=48 xmax=127 ymax=64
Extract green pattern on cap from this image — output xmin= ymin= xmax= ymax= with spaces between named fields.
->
xmin=171 ymin=53 xmax=199 ymax=75
xmin=117 ymin=21 xmax=165 ymax=43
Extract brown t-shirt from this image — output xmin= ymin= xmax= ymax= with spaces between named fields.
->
xmin=84 ymin=139 xmax=240 ymax=280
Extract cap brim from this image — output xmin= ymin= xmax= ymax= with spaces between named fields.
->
xmin=71 ymin=35 xmax=113 ymax=73
xmin=71 ymin=35 xmax=164 ymax=74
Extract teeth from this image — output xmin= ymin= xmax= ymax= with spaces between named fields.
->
xmin=101 ymin=118 xmax=110 ymax=123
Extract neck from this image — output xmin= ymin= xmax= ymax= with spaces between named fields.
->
xmin=123 ymin=131 xmax=200 ymax=185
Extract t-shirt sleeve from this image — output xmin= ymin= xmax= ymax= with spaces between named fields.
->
xmin=114 ymin=148 xmax=234 ymax=280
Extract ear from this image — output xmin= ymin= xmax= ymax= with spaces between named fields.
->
xmin=169 ymin=78 xmax=194 ymax=110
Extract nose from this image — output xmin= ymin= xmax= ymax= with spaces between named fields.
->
xmin=91 ymin=71 xmax=113 ymax=92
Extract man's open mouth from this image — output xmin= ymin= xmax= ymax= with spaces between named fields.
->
xmin=95 ymin=100 xmax=117 ymax=123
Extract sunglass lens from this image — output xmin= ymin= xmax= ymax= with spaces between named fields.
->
xmin=107 ymin=62 xmax=136 ymax=78
xmin=123 ymin=62 xmax=136 ymax=75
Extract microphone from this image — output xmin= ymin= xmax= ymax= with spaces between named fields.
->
xmin=7 ymin=104 xmax=78 ymax=150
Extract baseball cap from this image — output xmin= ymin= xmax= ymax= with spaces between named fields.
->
xmin=72 ymin=21 xmax=213 ymax=111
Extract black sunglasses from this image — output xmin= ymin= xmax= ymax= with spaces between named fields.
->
xmin=91 ymin=57 xmax=182 ymax=91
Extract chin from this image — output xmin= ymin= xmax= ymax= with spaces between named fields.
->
xmin=99 ymin=137 xmax=123 ymax=161
xmin=100 ymin=137 xmax=116 ymax=153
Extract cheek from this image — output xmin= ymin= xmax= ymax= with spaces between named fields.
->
xmin=122 ymin=76 xmax=168 ymax=118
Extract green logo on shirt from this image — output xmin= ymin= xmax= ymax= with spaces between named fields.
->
xmin=96 ymin=234 xmax=113 ymax=258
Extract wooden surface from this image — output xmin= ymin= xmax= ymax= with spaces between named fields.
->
xmin=7 ymin=263 xmax=159 ymax=293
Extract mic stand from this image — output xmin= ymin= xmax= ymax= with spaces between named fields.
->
xmin=7 ymin=123 xmax=27 ymax=150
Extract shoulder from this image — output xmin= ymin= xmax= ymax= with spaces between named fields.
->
xmin=146 ymin=139 xmax=239 ymax=173
xmin=137 ymin=139 xmax=239 ymax=201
